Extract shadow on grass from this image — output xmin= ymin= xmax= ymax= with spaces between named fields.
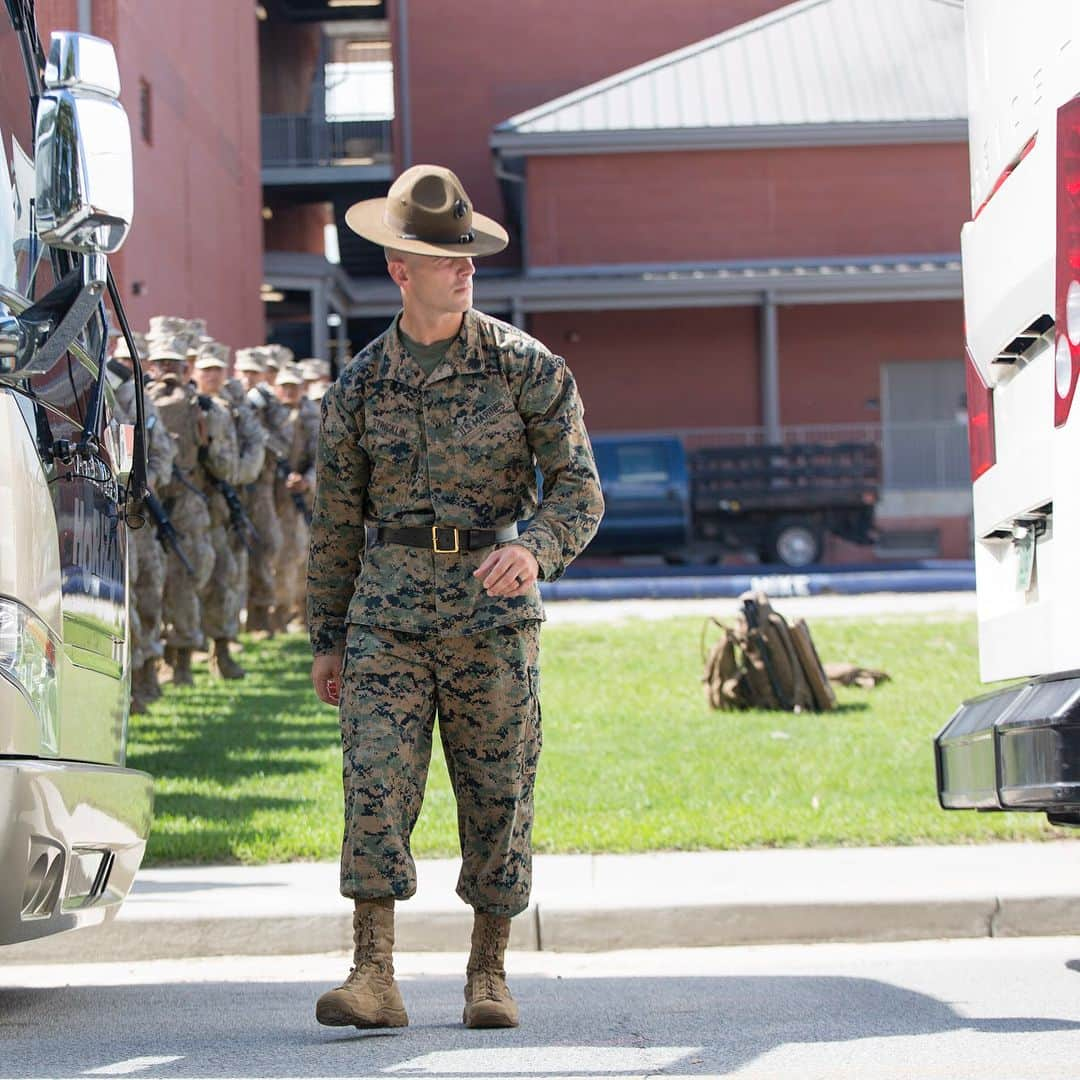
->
xmin=153 ymin=792 xmax=305 ymax=820
xmin=128 ymin=634 xmax=341 ymax=863
xmin=834 ymin=702 xmax=870 ymax=715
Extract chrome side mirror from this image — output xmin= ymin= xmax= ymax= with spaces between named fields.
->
xmin=34 ymin=32 xmax=133 ymax=254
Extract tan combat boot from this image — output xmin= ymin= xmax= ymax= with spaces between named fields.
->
xmin=129 ymin=663 xmax=150 ymax=707
xmin=172 ymin=647 xmax=195 ymax=687
xmin=159 ymin=645 xmax=178 ymax=684
xmin=269 ymin=605 xmax=291 ymax=635
xmin=141 ymin=659 xmax=163 ymax=701
xmin=463 ymin=912 xmax=519 ymax=1028
xmin=246 ymin=605 xmax=274 ymax=641
xmin=209 ymin=639 xmax=246 ymax=680
xmin=316 ymin=899 xmax=408 ymax=1029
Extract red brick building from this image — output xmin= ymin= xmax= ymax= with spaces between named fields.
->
xmin=261 ymin=0 xmax=972 ymax=559
xmin=0 ymin=1 xmax=971 ymax=556
xmin=21 ymin=0 xmax=264 ymax=351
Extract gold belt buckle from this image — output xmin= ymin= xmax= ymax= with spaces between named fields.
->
xmin=432 ymin=526 xmax=459 ymax=554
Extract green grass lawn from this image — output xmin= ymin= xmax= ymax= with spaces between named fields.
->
xmin=127 ymin=613 xmax=1060 ymax=866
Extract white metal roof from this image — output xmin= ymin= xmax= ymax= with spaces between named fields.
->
xmin=493 ymin=0 xmax=965 ymax=149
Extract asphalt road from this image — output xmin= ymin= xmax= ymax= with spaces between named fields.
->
xmin=4 ymin=937 xmax=1080 ymax=1079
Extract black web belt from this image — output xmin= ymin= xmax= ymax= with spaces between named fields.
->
xmin=373 ymin=524 xmax=519 ymax=554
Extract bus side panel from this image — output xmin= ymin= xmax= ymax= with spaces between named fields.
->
xmin=964 ymin=1 xmax=1080 ymax=682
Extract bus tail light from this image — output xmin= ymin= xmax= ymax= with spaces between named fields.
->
xmin=1054 ymin=96 xmax=1080 ymax=427
xmin=967 ymin=346 xmax=995 ymax=481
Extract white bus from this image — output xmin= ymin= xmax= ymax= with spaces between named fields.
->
xmin=0 ymin=6 xmax=153 ymax=945
xmin=936 ymin=0 xmax=1080 ymax=826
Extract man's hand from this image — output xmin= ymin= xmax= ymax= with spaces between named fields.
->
xmin=311 ymin=650 xmax=344 ymax=705
xmin=474 ymin=544 xmax=540 ymax=598
xmin=286 ymin=471 xmax=309 ymax=492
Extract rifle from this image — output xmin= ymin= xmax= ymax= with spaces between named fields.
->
xmin=277 ymin=458 xmax=313 ymax=526
xmin=142 ymin=489 xmax=195 ymax=576
xmin=206 ymin=472 xmax=260 ymax=552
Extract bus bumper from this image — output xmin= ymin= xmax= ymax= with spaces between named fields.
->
xmin=0 ymin=758 xmax=153 ymax=945
xmin=936 ymin=672 xmax=1080 ymax=826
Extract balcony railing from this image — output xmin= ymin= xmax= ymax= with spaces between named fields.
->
xmin=599 ymin=420 xmax=970 ymax=492
xmin=262 ymin=113 xmax=392 ymax=169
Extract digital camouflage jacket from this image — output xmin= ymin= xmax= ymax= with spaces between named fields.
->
xmin=307 ymin=309 xmax=603 ymax=651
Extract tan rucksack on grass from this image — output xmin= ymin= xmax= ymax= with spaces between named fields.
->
xmin=701 ymin=591 xmax=837 ymax=713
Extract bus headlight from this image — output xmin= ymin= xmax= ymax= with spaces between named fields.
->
xmin=0 ymin=598 xmax=60 ymax=753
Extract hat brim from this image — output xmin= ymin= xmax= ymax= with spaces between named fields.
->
xmin=148 ymin=349 xmax=188 ymax=363
xmin=344 ymin=197 xmax=509 ymax=258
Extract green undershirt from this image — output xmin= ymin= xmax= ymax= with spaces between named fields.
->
xmin=397 ymin=318 xmax=459 ymax=522
xmin=399 ymin=320 xmax=457 ymax=378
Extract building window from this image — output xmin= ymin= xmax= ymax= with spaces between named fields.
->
xmin=324 ymin=37 xmax=394 ymax=121
xmin=139 ymin=78 xmax=153 ymax=145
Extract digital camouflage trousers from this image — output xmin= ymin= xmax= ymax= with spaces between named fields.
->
xmin=128 ymin=524 xmax=165 ymax=669
xmin=163 ymin=488 xmax=214 ymax=649
xmin=338 ymin=620 xmax=542 ymax=918
xmin=245 ymin=479 xmax=282 ymax=612
xmin=201 ymin=521 xmax=241 ymax=641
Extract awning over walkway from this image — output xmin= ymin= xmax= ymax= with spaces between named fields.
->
xmin=262 ymin=252 xmax=961 ymax=320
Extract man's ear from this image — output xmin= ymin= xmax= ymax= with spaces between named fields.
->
xmin=386 ymin=258 xmax=409 ymax=289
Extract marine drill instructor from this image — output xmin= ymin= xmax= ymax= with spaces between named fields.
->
xmin=307 ymin=165 xmax=603 ymax=1030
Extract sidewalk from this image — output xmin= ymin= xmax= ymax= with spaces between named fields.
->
xmin=5 ymin=842 xmax=1080 ymax=964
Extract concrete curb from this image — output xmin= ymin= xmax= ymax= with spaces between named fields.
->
xmin=7 ymin=894 xmax=1080 ymax=965
xmin=6 ymin=845 xmax=1080 ymax=964
xmin=541 ymin=566 xmax=975 ymax=602
xmin=534 ymin=899 xmax=1003 ymax=952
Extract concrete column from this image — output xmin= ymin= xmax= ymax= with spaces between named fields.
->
xmin=312 ymin=281 xmax=329 ymax=362
xmin=397 ymin=0 xmax=413 ymax=169
xmin=78 ymin=0 xmax=93 ymax=34
xmin=760 ymin=293 xmax=781 ymax=443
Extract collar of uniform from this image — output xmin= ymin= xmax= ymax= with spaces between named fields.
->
xmin=378 ymin=310 xmax=485 ymax=388
xmin=443 ymin=309 xmax=486 ymax=378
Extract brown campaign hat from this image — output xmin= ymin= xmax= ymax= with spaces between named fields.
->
xmin=345 ymin=164 xmax=508 ymax=258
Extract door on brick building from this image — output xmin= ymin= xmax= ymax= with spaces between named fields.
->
xmin=878 ymin=360 xmax=969 ymax=556
xmin=881 ymin=360 xmax=968 ymax=491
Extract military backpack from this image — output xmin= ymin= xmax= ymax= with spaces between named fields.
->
xmin=702 ymin=591 xmax=836 ymax=713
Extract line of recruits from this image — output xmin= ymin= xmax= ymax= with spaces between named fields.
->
xmin=105 ymin=315 xmax=332 ymax=712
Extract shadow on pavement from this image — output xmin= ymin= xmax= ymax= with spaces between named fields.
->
xmin=2 ymin=973 xmax=1080 ymax=1077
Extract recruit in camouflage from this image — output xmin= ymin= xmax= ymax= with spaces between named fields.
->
xmin=273 ymin=376 xmax=318 ymax=631
xmin=306 ymin=308 xmax=604 ymax=649
xmin=106 ymin=357 xmax=175 ymax=708
xmin=239 ymin=349 xmax=290 ymax=634
xmin=221 ymin=376 xmax=268 ymax=649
